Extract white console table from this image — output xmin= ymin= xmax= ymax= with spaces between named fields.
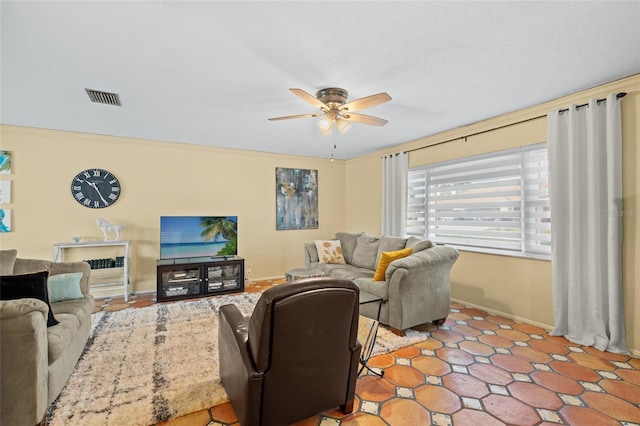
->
xmin=53 ymin=240 xmax=131 ymax=302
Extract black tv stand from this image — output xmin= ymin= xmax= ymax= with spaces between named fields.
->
xmin=156 ymin=256 xmax=244 ymax=302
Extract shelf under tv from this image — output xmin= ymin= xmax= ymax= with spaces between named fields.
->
xmin=156 ymin=256 xmax=245 ymax=302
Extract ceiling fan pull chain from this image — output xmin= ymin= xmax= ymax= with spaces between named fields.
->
xmin=331 ymin=123 xmax=337 ymax=163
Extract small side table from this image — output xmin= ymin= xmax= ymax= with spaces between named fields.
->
xmin=359 ymin=290 xmax=383 ymax=321
xmin=53 ymin=240 xmax=131 ymax=302
xmin=285 ymin=268 xmax=325 ymax=281
xmin=358 ymin=290 xmax=385 ymax=377
xmin=357 ymin=315 xmax=384 ymax=377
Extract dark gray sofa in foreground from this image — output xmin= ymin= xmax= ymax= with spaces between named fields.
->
xmin=304 ymin=232 xmax=459 ymax=331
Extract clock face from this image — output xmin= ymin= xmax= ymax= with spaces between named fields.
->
xmin=71 ymin=168 xmax=121 ymax=209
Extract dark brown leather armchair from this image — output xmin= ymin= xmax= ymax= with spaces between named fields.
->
xmin=218 ymin=277 xmax=362 ymax=426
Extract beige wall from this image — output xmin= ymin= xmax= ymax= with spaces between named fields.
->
xmin=1 ymin=75 xmax=638 ymax=354
xmin=0 ymin=127 xmax=346 ymax=292
xmin=346 ymin=74 xmax=640 ymax=354
xmin=345 ymin=155 xmax=382 ymax=234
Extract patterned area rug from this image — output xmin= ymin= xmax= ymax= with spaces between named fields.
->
xmin=47 ymin=292 xmax=431 ymax=425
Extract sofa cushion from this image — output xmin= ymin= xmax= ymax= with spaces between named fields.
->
xmin=375 ymin=236 xmax=408 ymax=267
xmin=314 ymin=263 xmax=373 ymax=279
xmin=373 ymin=248 xmax=413 ymax=281
xmin=48 ymin=297 xmax=92 ymax=362
xmin=334 ymin=232 xmax=363 ymax=264
xmin=13 ymin=258 xmax=52 ymax=275
xmin=406 ymin=237 xmax=434 ymax=253
xmin=0 ymin=249 xmax=17 ymax=275
xmin=48 ymin=313 xmax=80 ymax=362
xmin=0 ymin=271 xmax=59 ymax=327
xmin=354 ymin=278 xmax=390 ymax=301
xmin=48 ymin=272 xmax=84 ymax=303
xmin=304 ymin=243 xmax=320 ymax=263
xmin=315 ymin=240 xmax=346 ymax=264
xmin=351 ymin=234 xmax=380 ymax=270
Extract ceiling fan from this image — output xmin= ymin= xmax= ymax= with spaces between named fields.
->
xmin=268 ymin=88 xmax=392 ymax=135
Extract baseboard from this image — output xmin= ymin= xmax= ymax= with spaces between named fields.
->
xmin=250 ymin=275 xmax=287 ymax=282
xmin=451 ymin=297 xmax=554 ymax=331
xmin=130 ymin=289 xmax=156 ymax=296
xmin=452 ymin=298 xmax=640 ymax=357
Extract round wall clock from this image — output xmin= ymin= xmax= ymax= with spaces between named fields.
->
xmin=71 ymin=168 xmax=121 ymax=209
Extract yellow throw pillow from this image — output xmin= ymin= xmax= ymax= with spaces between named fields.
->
xmin=315 ymin=240 xmax=346 ymax=264
xmin=372 ymin=247 xmax=413 ymax=281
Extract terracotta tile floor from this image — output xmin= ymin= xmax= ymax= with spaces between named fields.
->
xmin=95 ymin=280 xmax=640 ymax=426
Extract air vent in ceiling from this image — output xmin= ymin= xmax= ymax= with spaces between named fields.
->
xmin=85 ymin=88 xmax=121 ymax=106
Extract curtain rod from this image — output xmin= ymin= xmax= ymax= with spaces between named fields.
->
xmin=558 ymin=92 xmax=626 ymax=114
xmin=405 ymin=92 xmax=627 ymax=154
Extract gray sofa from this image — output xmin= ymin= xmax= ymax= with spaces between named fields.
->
xmin=304 ymin=232 xmax=459 ymax=331
xmin=0 ymin=249 xmax=95 ymax=426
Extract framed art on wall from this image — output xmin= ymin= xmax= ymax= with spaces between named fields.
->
xmin=0 ymin=151 xmax=11 ymax=174
xmin=276 ymin=167 xmax=318 ymax=230
xmin=0 ymin=209 xmax=11 ymax=232
xmin=0 ymin=181 xmax=11 ymax=203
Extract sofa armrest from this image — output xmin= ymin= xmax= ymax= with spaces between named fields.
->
xmin=386 ymin=245 xmax=459 ymax=279
xmin=385 ymin=245 xmax=459 ymax=328
xmin=218 ymin=304 xmax=263 ymax=426
xmin=0 ymin=298 xmax=50 ymax=426
xmin=0 ymin=297 xmax=49 ymax=322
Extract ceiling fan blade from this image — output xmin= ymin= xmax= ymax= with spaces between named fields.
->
xmin=340 ymin=92 xmax=391 ymax=112
xmin=342 ymin=113 xmax=388 ymax=126
xmin=290 ymin=88 xmax=329 ymax=110
xmin=268 ymin=113 xmax=319 ymax=121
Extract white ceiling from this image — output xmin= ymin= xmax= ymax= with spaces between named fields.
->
xmin=2 ymin=1 xmax=639 ymax=160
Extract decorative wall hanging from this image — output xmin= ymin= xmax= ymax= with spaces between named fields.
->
xmin=0 ymin=209 xmax=11 ymax=232
xmin=276 ymin=167 xmax=318 ymax=230
xmin=71 ymin=168 xmax=121 ymax=209
xmin=0 ymin=181 xmax=10 ymax=203
xmin=0 ymin=151 xmax=11 ymax=174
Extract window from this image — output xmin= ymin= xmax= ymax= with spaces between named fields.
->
xmin=407 ymin=143 xmax=550 ymax=259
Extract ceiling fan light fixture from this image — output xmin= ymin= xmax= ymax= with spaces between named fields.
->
xmin=318 ymin=115 xmax=333 ymax=131
xmin=336 ymin=118 xmax=351 ymax=134
xmin=319 ymin=122 xmax=333 ymax=136
xmin=268 ymin=87 xmax=391 ymax=157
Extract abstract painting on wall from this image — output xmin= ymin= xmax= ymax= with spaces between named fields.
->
xmin=0 ymin=151 xmax=11 ymax=174
xmin=276 ymin=167 xmax=318 ymax=230
xmin=0 ymin=209 xmax=11 ymax=232
xmin=0 ymin=181 xmax=11 ymax=203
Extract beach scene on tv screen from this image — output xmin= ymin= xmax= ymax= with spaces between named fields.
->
xmin=160 ymin=216 xmax=237 ymax=259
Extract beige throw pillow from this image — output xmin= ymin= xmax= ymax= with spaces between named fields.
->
xmin=315 ymin=240 xmax=346 ymax=264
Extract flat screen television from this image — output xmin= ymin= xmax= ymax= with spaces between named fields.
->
xmin=160 ymin=216 xmax=237 ymax=259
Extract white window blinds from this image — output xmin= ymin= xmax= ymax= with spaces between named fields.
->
xmin=407 ymin=143 xmax=550 ymax=258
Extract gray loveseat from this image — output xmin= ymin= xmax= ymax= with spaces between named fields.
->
xmin=305 ymin=232 xmax=459 ymax=331
xmin=0 ymin=250 xmax=95 ymax=426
